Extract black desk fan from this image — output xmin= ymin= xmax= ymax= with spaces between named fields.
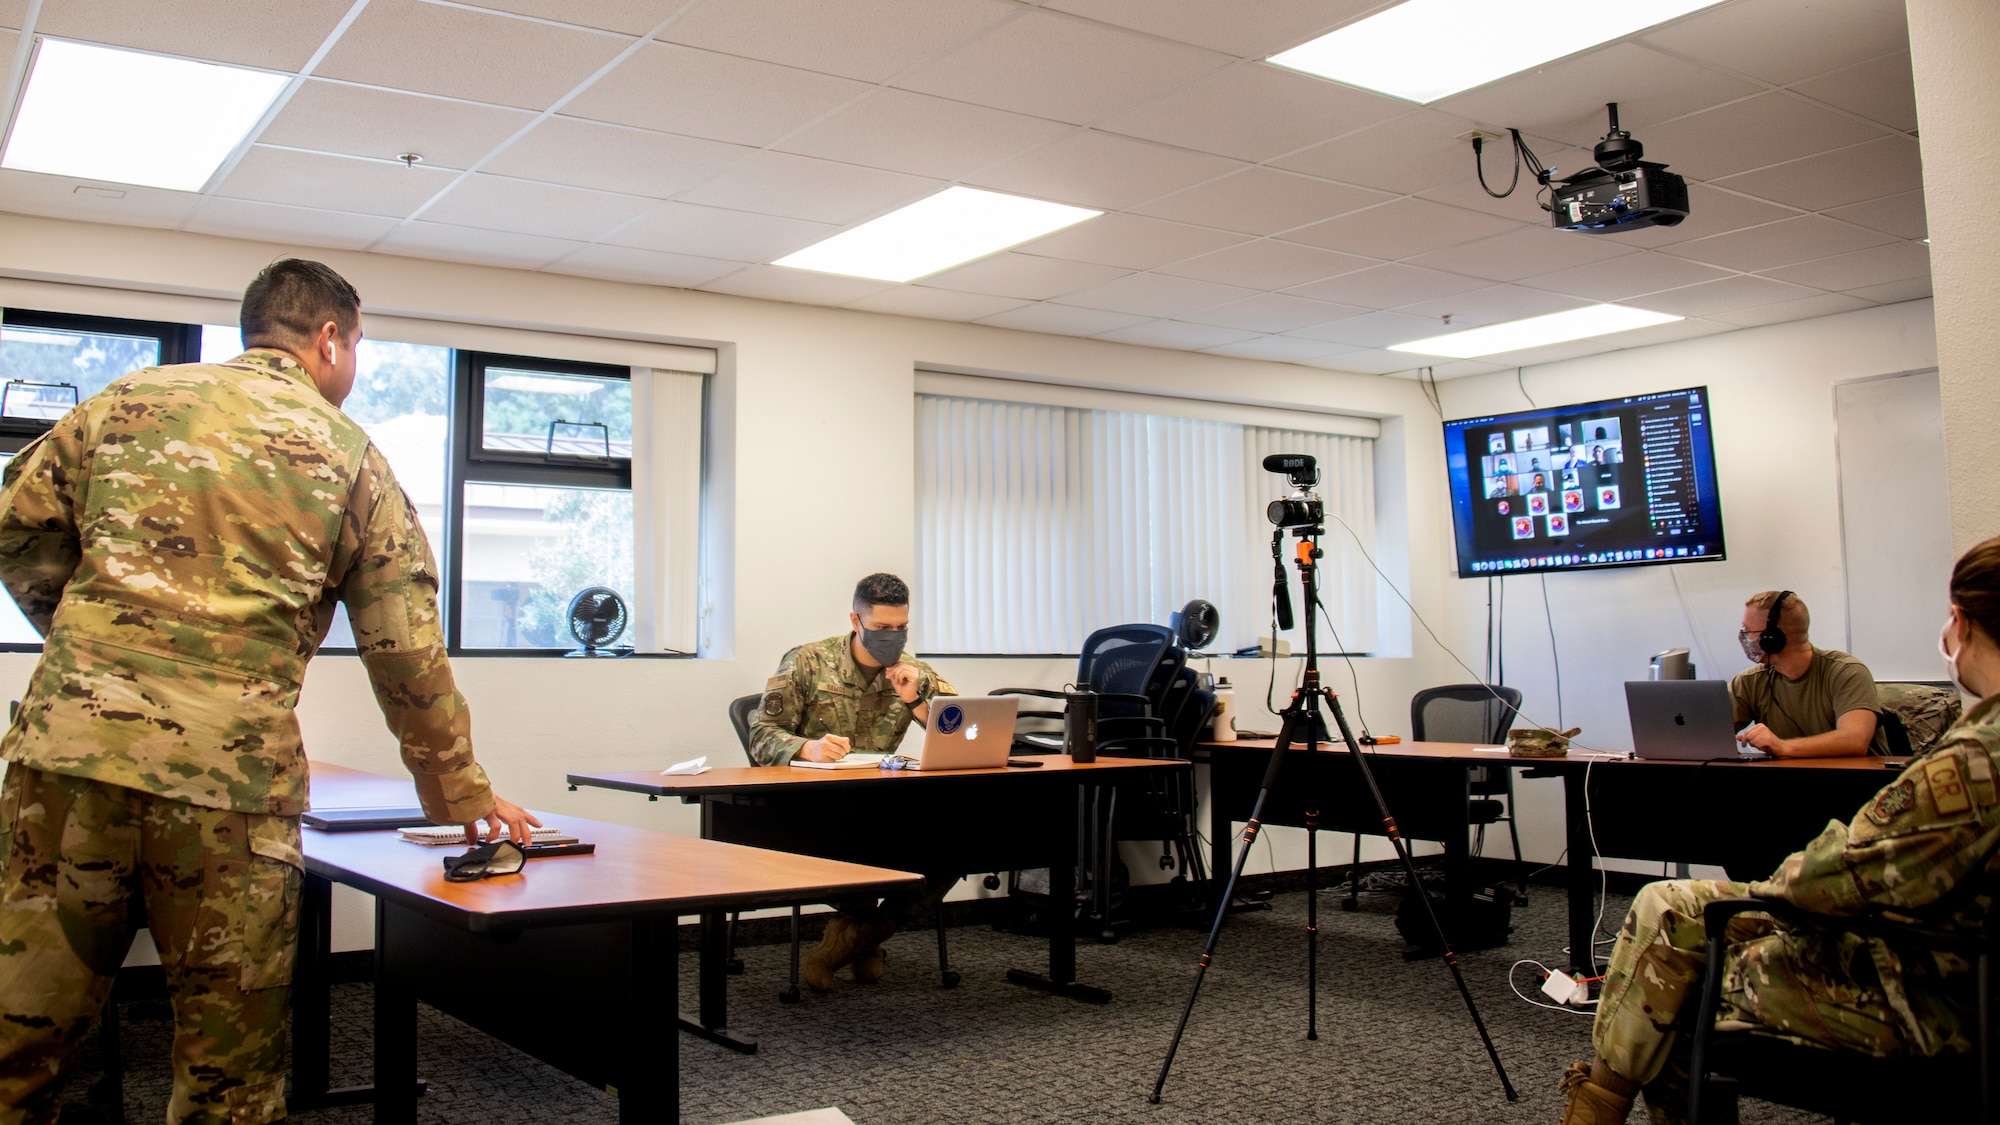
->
xmin=1169 ymin=599 xmax=1218 ymax=651
xmin=565 ymin=587 xmax=630 ymax=657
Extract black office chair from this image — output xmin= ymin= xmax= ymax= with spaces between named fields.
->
xmin=1090 ymin=670 xmax=1217 ymax=939
xmin=1686 ymin=895 xmax=1997 ymax=1124
xmin=1345 ymin=684 xmax=1523 ymax=910
xmin=1000 ymin=623 xmax=1182 ymax=754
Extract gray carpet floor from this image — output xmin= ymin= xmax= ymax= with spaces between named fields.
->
xmin=58 ymin=887 xmax=1824 ymax=1125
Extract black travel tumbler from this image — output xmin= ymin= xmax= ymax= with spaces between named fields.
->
xmin=1064 ymin=684 xmax=1098 ymax=763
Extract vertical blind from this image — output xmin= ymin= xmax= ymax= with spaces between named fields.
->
xmin=915 ymin=392 xmax=1376 ymax=654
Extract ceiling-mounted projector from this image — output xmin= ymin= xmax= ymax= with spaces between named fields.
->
xmin=1549 ymin=103 xmax=1689 ymax=234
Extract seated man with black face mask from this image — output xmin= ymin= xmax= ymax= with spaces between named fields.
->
xmin=749 ymin=572 xmax=958 ymax=990
xmin=1730 ymin=589 xmax=1886 ymax=758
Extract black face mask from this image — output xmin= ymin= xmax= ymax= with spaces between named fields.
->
xmin=858 ymin=625 xmax=907 ymax=667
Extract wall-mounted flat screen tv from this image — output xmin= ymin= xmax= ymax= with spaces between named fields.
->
xmin=1443 ymin=385 xmax=1726 ymax=578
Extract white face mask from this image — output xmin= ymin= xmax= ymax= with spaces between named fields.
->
xmin=1941 ymin=615 xmax=1977 ymax=699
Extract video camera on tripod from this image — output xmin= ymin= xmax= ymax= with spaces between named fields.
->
xmin=1263 ymin=453 xmax=1323 ymax=532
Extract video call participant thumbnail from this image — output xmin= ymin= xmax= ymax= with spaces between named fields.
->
xmin=1731 ymin=590 xmax=1886 ymax=757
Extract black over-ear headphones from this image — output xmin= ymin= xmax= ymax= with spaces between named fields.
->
xmin=1758 ymin=590 xmax=1794 ymax=655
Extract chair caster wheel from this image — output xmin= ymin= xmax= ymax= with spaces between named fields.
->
xmin=779 ymin=986 xmax=800 ymax=1005
xmin=1098 ymin=930 xmax=1118 ymax=945
xmin=940 ymin=971 xmax=961 ymax=989
xmin=983 ymin=875 xmax=1002 ymax=891
xmin=727 ymin=958 xmax=745 ymax=975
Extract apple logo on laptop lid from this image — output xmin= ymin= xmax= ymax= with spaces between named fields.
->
xmin=1673 ymin=712 xmax=1686 ymax=726
xmin=966 ymin=723 xmax=979 ymax=741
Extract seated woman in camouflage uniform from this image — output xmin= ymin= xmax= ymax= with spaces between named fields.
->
xmin=1559 ymin=535 xmax=2000 ymax=1125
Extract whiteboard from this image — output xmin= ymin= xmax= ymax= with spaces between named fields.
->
xmin=1836 ymin=370 xmax=1952 ymax=677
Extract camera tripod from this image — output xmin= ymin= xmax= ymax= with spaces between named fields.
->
xmin=1149 ymin=530 xmax=1517 ymax=1104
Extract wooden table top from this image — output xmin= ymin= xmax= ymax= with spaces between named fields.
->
xmin=569 ymin=754 xmax=1188 ymax=798
xmin=303 ymin=762 xmax=924 ymax=932
xmin=1202 ymin=738 xmax=1910 ymax=772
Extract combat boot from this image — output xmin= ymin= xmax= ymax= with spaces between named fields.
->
xmin=848 ymin=915 xmax=899 ymax=983
xmin=1557 ymin=1062 xmax=1634 ymax=1125
xmin=801 ymin=914 xmax=860 ymax=993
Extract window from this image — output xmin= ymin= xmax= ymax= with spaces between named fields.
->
xmin=0 ymin=309 xmax=199 ymax=451
xmin=914 ymin=380 xmax=1378 ymax=656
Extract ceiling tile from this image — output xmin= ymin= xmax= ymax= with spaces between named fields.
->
xmin=36 ymin=0 xmax=355 ymax=70
xmin=1845 ymin=275 xmax=1931 ymax=304
xmin=257 ymin=81 xmax=535 ymax=172
xmin=893 ymin=9 xmax=1230 ymax=126
xmin=923 ymin=253 xmax=1131 ymax=300
xmin=1013 ymin=214 xmax=1247 ymax=271
xmin=659 ymin=0 xmax=1017 ymax=83
xmin=217 ymin=146 xmax=456 ymax=217
xmin=1625 ymin=275 xmax=1825 ymax=318
xmin=565 ymin=42 xmax=873 ymax=146
xmin=1156 ymin=240 xmax=1375 ymax=290
xmin=844 ymin=286 xmax=1030 ymax=322
xmin=1286 ymin=310 xmax=1439 ymax=349
xmin=375 ymin=220 xmax=584 ymax=270
xmin=1434 ymin=44 xmax=1762 ymax=147
xmin=975 ymin=303 xmax=1153 ymax=337
xmin=1713 ymin=134 xmax=1923 ymax=212
xmin=1097 ymin=62 xmax=1405 ymax=163
xmin=773 ymin=90 xmax=1072 ymax=181
xmin=1282 ymin=198 xmax=1523 ymax=259
xmin=1303 ymin=349 xmax=1418 ymax=376
xmin=1403 ymin=226 xmax=1637 ymax=284
xmin=1201 ymin=335 xmax=1357 ymax=363
xmin=422 ymin=174 xmax=654 ymax=241
xmin=1515 ymin=251 xmax=1736 ymax=301
xmin=606 ymin=202 xmax=835 ymax=261
xmin=1285 ymin=263 xmax=1489 ymax=308
xmin=1826 ymin=190 xmax=1926 ymax=240
xmin=966 ymin=130 xmax=1242 ymax=212
xmin=184 ymin=197 xmax=399 ymax=251
xmin=1176 ymin=293 xmax=1369 ymax=333
xmin=453 ymin=0 xmax=681 ymax=35
xmin=1622 ymin=92 xmax=1888 ymax=181
xmin=1706 ymin=292 xmax=1872 ymax=327
xmin=0 ymin=4 xmax=22 ymax=28
xmin=1660 ymin=214 xmax=1897 ymax=272
xmin=699 ymin=265 xmax=894 ymax=305
xmin=1042 ymin=0 xmax=1373 ymax=58
xmin=1760 ymin=240 xmax=1930 ymax=291
xmin=484 ymin=117 xmax=753 ymax=199
xmin=1641 ymin=0 xmax=1909 ymax=86
xmin=675 ymin=151 xmax=940 ymax=225
xmin=1093 ymin=319 xmax=1261 ymax=350
xmin=541 ymin=244 xmax=744 ymax=288
xmin=1604 ymin=185 xmax=1802 ymax=248
xmin=1413 ymin=138 xmax=1595 ymax=223
xmin=1133 ymin=168 xmax=1392 ymax=237
xmin=1273 ymin=111 xmax=1478 ymax=196
xmin=0 ymin=169 xmax=202 ymax=229
xmin=316 ymin=0 xmax=629 ymax=111
xmin=1790 ymin=51 xmax=1918 ymax=133
xmin=1054 ymin=273 xmax=1258 ymax=318
xmin=1392 ymin=285 xmax=1592 ymax=329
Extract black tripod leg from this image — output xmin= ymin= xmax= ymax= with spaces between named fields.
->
xmin=1325 ymin=692 xmax=1518 ymax=1101
xmin=1305 ymin=802 xmax=1319 ymax=1042
xmin=1151 ymin=717 xmax=1298 ymax=1104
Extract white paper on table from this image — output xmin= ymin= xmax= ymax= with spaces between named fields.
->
xmin=661 ymin=756 xmax=711 ymax=775
xmin=1470 ymin=747 xmax=1509 ymax=754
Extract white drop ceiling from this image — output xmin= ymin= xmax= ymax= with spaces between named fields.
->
xmin=0 ymin=0 xmax=1930 ymax=379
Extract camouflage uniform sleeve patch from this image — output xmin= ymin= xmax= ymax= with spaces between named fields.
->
xmin=1925 ymin=756 xmax=1973 ymax=816
xmin=1864 ymin=779 xmax=1916 ymax=826
xmin=762 ymin=691 xmax=784 ymax=716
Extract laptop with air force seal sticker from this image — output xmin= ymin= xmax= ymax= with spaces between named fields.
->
xmin=912 ymin=696 xmax=1020 ymax=770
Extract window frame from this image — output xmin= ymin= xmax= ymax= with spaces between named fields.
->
xmin=0 ymin=308 xmax=201 ymax=453
xmin=445 ymin=350 xmax=636 ymax=655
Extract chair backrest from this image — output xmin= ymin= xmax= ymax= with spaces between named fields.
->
xmin=1410 ymin=684 xmax=1524 ymax=745
xmin=1167 ymin=686 xmax=1218 ymax=758
xmin=1076 ymin=624 xmax=1177 ymax=719
xmin=727 ymin=693 xmax=762 ymax=764
xmin=1875 ymin=681 xmax=1964 ymax=757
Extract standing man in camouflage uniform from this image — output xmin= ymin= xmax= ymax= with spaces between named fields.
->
xmin=0 ymin=259 xmax=537 ymax=1124
xmin=1558 ymin=537 xmax=2000 ymax=1125
xmin=750 ymin=573 xmax=956 ymax=991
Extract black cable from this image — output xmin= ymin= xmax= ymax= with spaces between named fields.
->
xmin=1497 ymin=575 xmax=1506 ymax=687
xmin=1419 ymin=366 xmax=1444 ymax=419
xmin=1473 ymin=135 xmax=1520 ymax=199
xmin=1314 ymin=595 xmax=1370 ymax=737
xmin=1515 ymin=368 xmax=1538 ymax=408
xmin=1540 ymin=572 xmax=1563 ymax=730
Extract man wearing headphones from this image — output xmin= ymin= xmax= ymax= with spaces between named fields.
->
xmin=1731 ymin=589 xmax=1887 ymax=757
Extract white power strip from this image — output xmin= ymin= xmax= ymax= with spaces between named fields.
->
xmin=1541 ymin=969 xmax=1588 ymax=1007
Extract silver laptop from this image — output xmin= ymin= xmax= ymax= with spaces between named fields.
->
xmin=1626 ymin=681 xmax=1768 ymax=761
xmin=910 ymin=696 xmax=1020 ymax=770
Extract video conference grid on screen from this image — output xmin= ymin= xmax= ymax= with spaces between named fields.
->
xmin=1443 ymin=386 xmax=1727 ymax=578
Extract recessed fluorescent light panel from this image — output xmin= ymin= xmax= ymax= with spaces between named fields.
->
xmin=1389 ymin=304 xmax=1682 ymax=358
xmin=1 ymin=39 xmax=288 ymax=192
xmin=775 ymin=186 xmax=1100 ymax=283
xmin=1269 ymin=0 xmax=1730 ymax=104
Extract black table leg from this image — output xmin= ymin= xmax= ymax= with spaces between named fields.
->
xmin=619 ymin=915 xmax=676 ymax=1124
xmin=676 ymin=910 xmax=757 ymax=1054
xmin=1565 ymin=768 xmax=1597 ymax=976
xmin=1007 ymin=781 xmax=1111 ymax=1003
xmin=1206 ymin=761 xmax=1231 ymax=913
xmin=291 ymin=874 xmax=333 ymax=1108
xmin=372 ymin=905 xmax=418 ymax=1125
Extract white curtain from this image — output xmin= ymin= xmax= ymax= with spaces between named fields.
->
xmin=916 ymin=392 xmax=1375 ymax=655
xmin=1240 ymin=426 xmax=1377 ymax=655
